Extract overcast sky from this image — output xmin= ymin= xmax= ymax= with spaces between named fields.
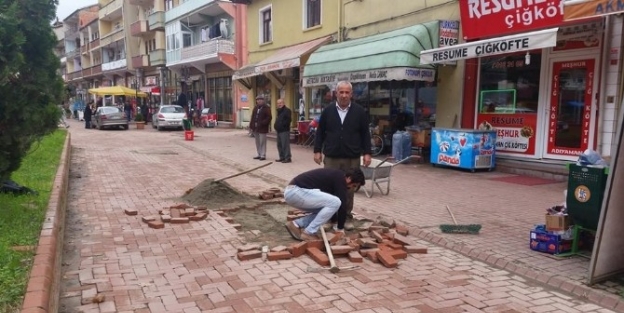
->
xmin=56 ymin=0 xmax=97 ymax=21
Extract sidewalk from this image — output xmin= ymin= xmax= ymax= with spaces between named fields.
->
xmin=57 ymin=120 xmax=622 ymax=313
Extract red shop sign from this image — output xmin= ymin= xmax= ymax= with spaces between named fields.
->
xmin=476 ymin=114 xmax=537 ymax=155
xmin=459 ymin=0 xmax=564 ymax=40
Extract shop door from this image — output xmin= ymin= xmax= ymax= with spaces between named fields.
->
xmin=543 ymin=59 xmax=597 ymax=159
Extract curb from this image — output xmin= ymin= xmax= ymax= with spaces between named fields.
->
xmin=20 ymin=133 xmax=71 ymax=313
xmin=408 ymin=226 xmax=624 ymax=313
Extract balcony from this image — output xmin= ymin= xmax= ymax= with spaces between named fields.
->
xmin=149 ymin=49 xmax=166 ymax=66
xmin=100 ymin=28 xmax=124 ymax=47
xmin=181 ymin=39 xmax=234 ymax=61
xmin=99 ymin=0 xmax=123 ymax=21
xmin=67 ymin=70 xmax=83 ymax=81
xmin=66 ymin=49 xmax=79 ymax=59
xmin=148 ymin=11 xmax=165 ymax=30
xmin=102 ymin=58 xmax=127 ymax=71
xmin=91 ymin=64 xmax=102 ymax=75
xmin=90 ymin=38 xmax=100 ymax=51
xmin=82 ymin=67 xmax=92 ymax=77
xmin=80 ymin=45 xmax=88 ymax=54
xmin=130 ymin=20 xmax=149 ymax=36
xmin=166 ymin=0 xmax=216 ymax=23
xmin=132 ymin=55 xmax=149 ymax=68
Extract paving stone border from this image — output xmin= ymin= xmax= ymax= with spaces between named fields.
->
xmin=21 ymin=133 xmax=71 ymax=313
xmin=408 ymin=226 xmax=624 ymax=312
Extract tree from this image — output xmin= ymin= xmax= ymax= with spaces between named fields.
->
xmin=0 ymin=0 xmax=63 ymax=180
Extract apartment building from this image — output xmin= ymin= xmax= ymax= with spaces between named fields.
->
xmin=164 ymin=0 xmax=246 ymax=124
xmin=62 ymin=4 xmax=99 ymax=99
xmin=232 ymin=0 xmax=337 ymax=123
xmin=52 ymin=19 xmax=65 ymax=81
xmin=129 ymin=0 xmax=167 ymax=101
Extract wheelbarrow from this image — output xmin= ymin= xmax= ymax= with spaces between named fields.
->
xmin=359 ymin=156 xmax=413 ymax=198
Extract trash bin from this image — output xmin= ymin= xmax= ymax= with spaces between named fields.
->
xmin=566 ymin=164 xmax=609 ymax=230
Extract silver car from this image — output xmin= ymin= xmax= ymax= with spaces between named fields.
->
xmin=93 ymin=106 xmax=129 ymax=130
xmin=152 ymin=105 xmax=186 ymax=131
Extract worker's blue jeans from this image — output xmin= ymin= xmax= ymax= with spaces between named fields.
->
xmin=284 ymin=185 xmax=341 ymax=235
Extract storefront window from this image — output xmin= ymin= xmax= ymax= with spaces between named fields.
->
xmin=310 ymin=85 xmax=333 ymax=118
xmin=255 ymin=75 xmax=272 ymax=104
xmin=208 ymin=77 xmax=232 ymax=122
xmin=476 ymin=52 xmax=541 ymax=155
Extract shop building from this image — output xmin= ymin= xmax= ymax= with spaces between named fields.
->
xmin=301 ymin=0 xmax=463 ymax=134
xmin=231 ymin=0 xmax=338 ymax=128
xmin=421 ymin=0 xmax=622 ymax=173
xmin=164 ymin=0 xmax=246 ymax=125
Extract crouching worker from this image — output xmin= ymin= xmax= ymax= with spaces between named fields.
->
xmin=284 ymin=168 xmax=365 ymax=241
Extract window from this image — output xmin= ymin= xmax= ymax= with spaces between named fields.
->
xmin=259 ymin=6 xmax=272 ymax=43
xmin=183 ymin=32 xmax=192 ymax=48
xmin=304 ymin=0 xmax=321 ymax=29
xmin=164 ymin=0 xmax=173 ymax=11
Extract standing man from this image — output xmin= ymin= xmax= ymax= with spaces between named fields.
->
xmin=274 ymin=98 xmax=292 ymax=163
xmin=284 ymin=168 xmax=365 ymax=241
xmin=83 ymin=103 xmax=93 ymax=129
xmin=249 ymin=95 xmax=271 ymax=160
xmin=313 ymin=80 xmax=372 ymax=230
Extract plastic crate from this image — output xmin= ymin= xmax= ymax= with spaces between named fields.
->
xmin=566 ymin=164 xmax=609 ymax=231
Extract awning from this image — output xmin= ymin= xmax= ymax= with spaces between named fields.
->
xmin=420 ymin=28 xmax=559 ymax=65
xmin=302 ymin=21 xmax=439 ymax=87
xmin=232 ymin=36 xmax=332 ymax=82
xmin=564 ymin=0 xmax=622 ymax=21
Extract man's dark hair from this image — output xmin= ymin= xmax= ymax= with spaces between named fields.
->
xmin=345 ymin=167 xmax=365 ymax=186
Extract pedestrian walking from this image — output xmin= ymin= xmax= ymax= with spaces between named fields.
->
xmin=249 ymin=95 xmax=271 ymax=160
xmin=84 ymin=104 xmax=93 ymax=129
xmin=313 ymin=80 xmax=372 ymax=230
xmin=284 ymin=168 xmax=365 ymax=241
xmin=274 ymin=98 xmax=292 ymax=163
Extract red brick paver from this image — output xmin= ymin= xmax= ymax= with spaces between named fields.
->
xmin=57 ymin=120 xmax=620 ymax=313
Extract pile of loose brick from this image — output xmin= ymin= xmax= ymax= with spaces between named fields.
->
xmin=124 ymin=203 xmax=209 ymax=229
xmin=237 ymin=210 xmax=428 ymax=268
xmin=258 ymin=187 xmax=284 ymax=200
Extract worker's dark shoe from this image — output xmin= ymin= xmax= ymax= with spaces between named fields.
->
xmin=285 ymin=221 xmax=301 ymax=240
xmin=282 ymin=159 xmax=292 ymax=163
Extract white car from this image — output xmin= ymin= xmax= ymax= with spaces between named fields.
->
xmin=152 ymin=105 xmax=186 ymax=131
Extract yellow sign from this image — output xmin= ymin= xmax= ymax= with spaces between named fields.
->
xmin=565 ymin=0 xmax=624 ymax=21
xmin=574 ymin=185 xmax=591 ymax=203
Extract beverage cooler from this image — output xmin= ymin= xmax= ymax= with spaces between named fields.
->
xmin=430 ymin=128 xmax=497 ymax=172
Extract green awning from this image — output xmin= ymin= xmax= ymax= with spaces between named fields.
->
xmin=302 ymin=21 xmax=439 ymax=87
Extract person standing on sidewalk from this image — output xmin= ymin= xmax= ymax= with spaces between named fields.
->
xmin=274 ymin=98 xmax=292 ymax=163
xmin=313 ymin=80 xmax=372 ymax=230
xmin=83 ymin=103 xmax=93 ymax=129
xmin=284 ymin=168 xmax=365 ymax=241
xmin=249 ymin=95 xmax=271 ymax=160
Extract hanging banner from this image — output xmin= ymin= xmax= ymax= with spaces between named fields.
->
xmin=459 ymin=0 xmax=564 ymax=40
xmin=564 ymin=0 xmax=624 ymax=21
xmin=420 ymin=28 xmax=558 ymax=65
xmin=302 ymin=67 xmax=435 ymax=87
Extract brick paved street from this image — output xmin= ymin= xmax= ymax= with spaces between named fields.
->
xmin=58 ymin=119 xmax=620 ymax=313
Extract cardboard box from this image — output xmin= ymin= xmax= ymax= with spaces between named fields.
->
xmin=409 ymin=130 xmax=431 ymax=148
xmin=545 ymin=214 xmax=570 ymax=231
xmin=530 ymin=229 xmax=572 ymax=255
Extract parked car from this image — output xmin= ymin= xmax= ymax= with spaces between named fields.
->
xmin=152 ymin=105 xmax=186 ymax=131
xmin=93 ymin=106 xmax=129 ymax=130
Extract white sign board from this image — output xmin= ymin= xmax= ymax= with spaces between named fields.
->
xmin=420 ymin=28 xmax=559 ymax=65
xmin=302 ymin=67 xmax=435 ymax=87
xmin=438 ymin=20 xmax=460 ymax=66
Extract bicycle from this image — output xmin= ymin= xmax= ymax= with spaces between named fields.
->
xmin=370 ymin=124 xmax=384 ymax=156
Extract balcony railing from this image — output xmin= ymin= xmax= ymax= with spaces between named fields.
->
xmin=132 ymin=55 xmax=149 ymax=68
xmin=67 ymin=70 xmax=83 ymax=81
xmin=130 ymin=20 xmax=149 ymax=36
xmin=99 ymin=0 xmax=123 ymax=20
xmin=102 ymin=58 xmax=127 ymax=71
xmin=66 ymin=49 xmax=79 ymax=59
xmin=80 ymin=45 xmax=88 ymax=54
xmin=82 ymin=67 xmax=92 ymax=77
xmin=92 ymin=64 xmax=102 ymax=75
xmin=149 ymin=49 xmax=166 ymax=66
xmin=100 ymin=28 xmax=124 ymax=47
xmin=90 ymin=38 xmax=100 ymax=51
xmin=166 ymin=0 xmax=216 ymax=23
xmin=148 ymin=11 xmax=165 ymax=30
xmin=181 ymin=39 xmax=234 ymax=61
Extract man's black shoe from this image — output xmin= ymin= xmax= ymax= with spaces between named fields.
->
xmin=275 ymin=159 xmax=283 ymax=162
xmin=259 ymin=157 xmax=266 ymax=160
xmin=253 ymin=156 xmax=261 ymax=159
xmin=282 ymin=159 xmax=292 ymax=163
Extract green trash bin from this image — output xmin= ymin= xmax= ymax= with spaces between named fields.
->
xmin=566 ymin=164 xmax=609 ymax=230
